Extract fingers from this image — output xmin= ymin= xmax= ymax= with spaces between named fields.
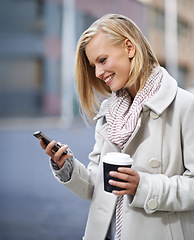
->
xmin=40 ymin=138 xmax=47 ymax=149
xmin=110 ymin=167 xmax=136 ymax=179
xmin=108 ymin=167 xmax=140 ymax=196
xmin=41 ymin=140 xmax=73 ymax=169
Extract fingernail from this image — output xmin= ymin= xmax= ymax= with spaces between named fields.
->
xmin=109 ymin=171 xmax=114 ymax=176
xmin=62 ymin=145 xmax=68 ymax=150
xmin=109 ymin=180 xmax=114 ymax=185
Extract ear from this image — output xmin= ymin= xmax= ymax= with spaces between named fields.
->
xmin=124 ymin=39 xmax=135 ymax=58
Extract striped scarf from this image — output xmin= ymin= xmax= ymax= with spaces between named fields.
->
xmin=106 ymin=67 xmax=163 ymax=150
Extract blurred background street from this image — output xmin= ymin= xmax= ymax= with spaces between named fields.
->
xmin=0 ymin=121 xmax=95 ymax=240
xmin=0 ymin=0 xmax=194 ymax=239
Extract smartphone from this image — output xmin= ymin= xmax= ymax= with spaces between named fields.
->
xmin=33 ymin=131 xmax=67 ymax=155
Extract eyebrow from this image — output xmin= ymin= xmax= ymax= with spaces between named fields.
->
xmin=96 ymin=56 xmax=101 ymax=62
xmin=88 ymin=54 xmax=106 ymax=67
xmin=93 ymin=55 xmax=105 ymax=65
xmin=96 ymin=55 xmax=105 ymax=62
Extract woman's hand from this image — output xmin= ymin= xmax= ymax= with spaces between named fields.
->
xmin=40 ymin=139 xmax=73 ymax=169
xmin=108 ymin=167 xmax=140 ymax=196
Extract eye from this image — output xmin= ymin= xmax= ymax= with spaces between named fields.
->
xmin=99 ymin=57 xmax=107 ymax=64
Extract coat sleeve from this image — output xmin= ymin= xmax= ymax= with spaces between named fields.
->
xmin=51 ymin=116 xmax=105 ymax=201
xmin=130 ymin=94 xmax=194 ymax=214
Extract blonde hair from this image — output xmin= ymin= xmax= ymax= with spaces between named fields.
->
xmin=75 ymin=14 xmax=159 ymax=120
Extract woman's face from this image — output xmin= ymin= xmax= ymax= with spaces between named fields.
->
xmin=85 ymin=31 xmax=135 ymax=92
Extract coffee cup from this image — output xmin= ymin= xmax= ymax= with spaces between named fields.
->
xmin=102 ymin=152 xmax=133 ymax=193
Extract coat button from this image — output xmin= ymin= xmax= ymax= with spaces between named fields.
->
xmin=150 ymin=111 xmax=159 ymax=119
xmin=147 ymin=199 xmax=158 ymax=210
xmin=149 ymin=158 xmax=160 ymax=168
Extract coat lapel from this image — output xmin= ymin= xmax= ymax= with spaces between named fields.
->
xmin=97 ymin=122 xmax=121 ymax=152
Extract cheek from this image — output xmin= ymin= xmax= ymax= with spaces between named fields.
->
xmin=116 ymin=54 xmax=131 ymax=72
xmin=105 ymin=60 xmax=114 ymax=70
xmin=107 ymin=54 xmax=131 ymax=76
xmin=118 ymin=61 xmax=131 ymax=79
xmin=123 ymin=58 xmax=131 ymax=74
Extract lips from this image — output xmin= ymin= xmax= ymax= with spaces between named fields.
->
xmin=104 ymin=74 xmax=114 ymax=84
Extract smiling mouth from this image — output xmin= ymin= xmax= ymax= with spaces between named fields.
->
xmin=105 ymin=74 xmax=114 ymax=83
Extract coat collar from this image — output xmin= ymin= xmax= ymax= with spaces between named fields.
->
xmin=143 ymin=67 xmax=178 ymax=115
xmin=93 ymin=98 xmax=110 ymax=121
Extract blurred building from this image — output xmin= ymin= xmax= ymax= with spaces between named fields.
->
xmin=142 ymin=0 xmax=194 ymax=89
xmin=0 ymin=0 xmax=63 ymax=118
xmin=0 ymin=0 xmax=193 ymax=122
xmin=0 ymin=0 xmax=145 ymax=121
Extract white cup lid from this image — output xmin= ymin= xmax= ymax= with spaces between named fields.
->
xmin=102 ymin=152 xmax=133 ymax=165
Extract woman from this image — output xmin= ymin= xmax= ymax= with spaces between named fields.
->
xmin=40 ymin=14 xmax=194 ymax=240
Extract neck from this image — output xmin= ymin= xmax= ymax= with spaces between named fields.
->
xmin=126 ymin=84 xmax=137 ymax=99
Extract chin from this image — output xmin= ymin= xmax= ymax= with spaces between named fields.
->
xmin=110 ymin=86 xmax=123 ymax=92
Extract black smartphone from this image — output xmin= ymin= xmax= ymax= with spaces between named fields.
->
xmin=33 ymin=131 xmax=67 ymax=155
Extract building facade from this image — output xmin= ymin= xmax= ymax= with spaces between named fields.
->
xmin=0 ymin=0 xmax=193 ymax=122
xmin=143 ymin=0 xmax=194 ymax=89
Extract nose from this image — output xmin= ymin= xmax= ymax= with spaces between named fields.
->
xmin=95 ymin=65 xmax=104 ymax=79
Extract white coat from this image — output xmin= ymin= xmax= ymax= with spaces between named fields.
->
xmin=53 ymin=68 xmax=194 ymax=240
